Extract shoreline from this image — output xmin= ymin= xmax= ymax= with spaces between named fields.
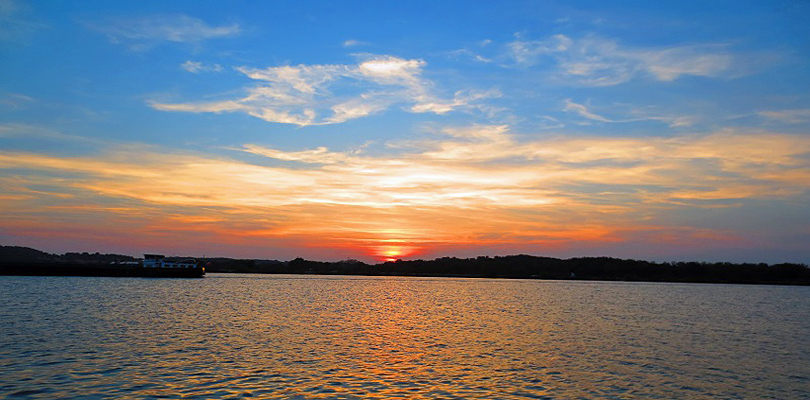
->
xmin=2 ymin=263 xmax=808 ymax=286
xmin=2 ymin=246 xmax=808 ymax=285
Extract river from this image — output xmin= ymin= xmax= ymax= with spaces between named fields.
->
xmin=1 ymin=274 xmax=808 ymax=399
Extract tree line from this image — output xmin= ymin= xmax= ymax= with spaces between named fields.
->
xmin=2 ymin=245 xmax=808 ymax=285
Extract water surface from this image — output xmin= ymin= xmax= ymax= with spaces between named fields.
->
xmin=1 ymin=274 xmax=808 ymax=399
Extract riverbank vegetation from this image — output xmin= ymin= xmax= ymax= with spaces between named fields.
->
xmin=2 ymin=246 xmax=808 ymax=285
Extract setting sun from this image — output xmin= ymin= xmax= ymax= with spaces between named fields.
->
xmin=374 ymin=245 xmax=417 ymax=262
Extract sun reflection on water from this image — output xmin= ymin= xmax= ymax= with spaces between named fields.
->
xmin=1 ymin=275 xmax=807 ymax=399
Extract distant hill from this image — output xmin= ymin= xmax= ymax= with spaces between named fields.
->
xmin=0 ymin=246 xmax=56 ymax=263
xmin=0 ymin=246 xmax=136 ymax=265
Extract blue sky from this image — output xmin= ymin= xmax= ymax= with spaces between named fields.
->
xmin=1 ymin=0 xmax=809 ymax=263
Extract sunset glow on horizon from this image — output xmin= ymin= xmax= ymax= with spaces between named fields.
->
xmin=1 ymin=1 xmax=809 ymax=263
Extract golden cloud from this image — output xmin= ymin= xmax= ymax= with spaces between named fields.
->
xmin=1 ymin=126 xmax=808 ymax=260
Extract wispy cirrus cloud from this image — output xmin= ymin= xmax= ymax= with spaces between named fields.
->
xmin=181 ymin=60 xmax=223 ymax=73
xmin=563 ymin=99 xmax=694 ymax=127
xmin=563 ymin=99 xmax=613 ymax=122
xmin=0 ymin=0 xmax=45 ymax=42
xmin=342 ymin=39 xmax=368 ymax=47
xmin=444 ymin=48 xmax=492 ymax=63
xmin=151 ymin=54 xmax=497 ymax=126
xmin=0 ymin=123 xmax=75 ymax=140
xmin=507 ymin=34 xmax=737 ymax=86
xmin=87 ymin=14 xmax=240 ymax=50
xmin=0 ymin=92 xmax=34 ymax=109
xmin=758 ymin=109 xmax=810 ymax=124
xmin=444 ymin=39 xmax=498 ymax=63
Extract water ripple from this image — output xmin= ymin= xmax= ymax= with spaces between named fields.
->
xmin=1 ymin=275 xmax=809 ymax=399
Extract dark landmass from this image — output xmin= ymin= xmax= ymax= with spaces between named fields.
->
xmin=1 ymin=245 xmax=808 ymax=285
xmin=0 ymin=246 xmax=200 ymax=278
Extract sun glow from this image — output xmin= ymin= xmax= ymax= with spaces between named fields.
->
xmin=2 ymin=125 xmax=809 ymax=262
xmin=374 ymin=245 xmax=417 ymax=262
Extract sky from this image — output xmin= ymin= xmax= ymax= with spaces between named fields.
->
xmin=1 ymin=0 xmax=809 ymax=263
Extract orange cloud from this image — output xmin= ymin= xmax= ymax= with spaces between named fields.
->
xmin=1 ymin=126 xmax=808 ymax=260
